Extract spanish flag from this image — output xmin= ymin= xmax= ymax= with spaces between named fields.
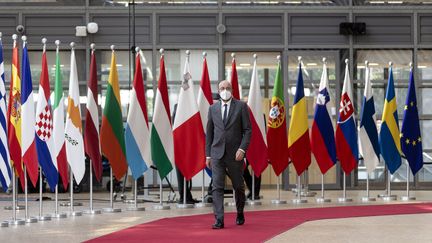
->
xmin=100 ymin=48 xmax=128 ymax=180
xmin=288 ymin=61 xmax=311 ymax=176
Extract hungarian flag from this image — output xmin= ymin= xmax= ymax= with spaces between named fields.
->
xmin=267 ymin=60 xmax=289 ymax=176
xmin=0 ymin=33 xmax=11 ymax=191
xmin=35 ymin=43 xmax=58 ymax=190
xmin=84 ymin=45 xmax=102 ymax=182
xmin=401 ymin=67 xmax=423 ymax=175
xmin=173 ymin=52 xmax=205 ymax=180
xmin=100 ymin=49 xmax=128 ymax=180
xmin=230 ymin=54 xmax=240 ymax=99
xmin=53 ymin=42 xmax=69 ymax=189
xmin=359 ymin=63 xmax=380 ymax=174
xmin=246 ymin=56 xmax=268 ymax=177
xmin=7 ymin=36 xmax=24 ymax=189
xmin=288 ymin=62 xmax=311 ymax=176
xmin=379 ymin=65 xmax=401 ymax=174
xmin=336 ymin=61 xmax=358 ymax=175
xmin=65 ymin=44 xmax=85 ymax=184
xmin=311 ymin=61 xmax=337 ymax=175
xmin=125 ymin=51 xmax=150 ymax=180
xmin=21 ymin=37 xmax=39 ymax=187
xmin=151 ymin=53 xmax=174 ymax=180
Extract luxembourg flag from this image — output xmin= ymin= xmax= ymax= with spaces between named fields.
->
xmin=310 ymin=59 xmax=337 ymax=175
xmin=359 ymin=62 xmax=380 ymax=174
xmin=335 ymin=60 xmax=358 ymax=175
xmin=125 ymin=49 xmax=150 ymax=180
xmin=246 ymin=55 xmax=268 ymax=177
xmin=21 ymin=36 xmax=39 ymax=187
xmin=173 ymin=51 xmax=206 ymax=180
xmin=35 ymin=40 xmax=58 ymax=190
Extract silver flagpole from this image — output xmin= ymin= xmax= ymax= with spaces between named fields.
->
xmin=38 ymin=169 xmax=51 ymax=221
xmin=271 ymin=175 xmax=287 ymax=204
xmin=292 ymin=174 xmax=307 ymax=204
xmin=7 ymin=165 xmax=25 ymax=225
xmin=316 ymin=174 xmax=331 ymax=203
xmin=177 ymin=178 xmax=194 ymax=208
xmin=196 ymin=170 xmax=211 ymax=207
xmin=246 ymin=170 xmax=261 ymax=206
xmin=52 ymin=185 xmax=67 ymax=218
xmin=338 ymin=173 xmax=353 ymax=203
xmin=24 ymin=167 xmax=37 ymax=223
xmin=69 ymin=168 xmax=82 ymax=216
xmin=103 ymin=167 xmax=121 ymax=212
xmin=153 ymin=176 xmax=170 ymax=210
xmin=382 ymin=171 xmax=397 ymax=201
xmin=84 ymin=160 xmax=101 ymax=214
xmin=401 ymin=162 xmax=416 ymax=201
xmin=362 ymin=172 xmax=376 ymax=202
xmin=126 ymin=179 xmax=146 ymax=211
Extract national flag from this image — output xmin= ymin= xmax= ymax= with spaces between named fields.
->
xmin=379 ymin=65 xmax=402 ymax=174
xmin=173 ymin=51 xmax=205 ymax=180
xmin=336 ymin=60 xmax=358 ymax=175
xmin=35 ymin=41 xmax=58 ymax=189
xmin=401 ymin=67 xmax=423 ymax=175
xmin=230 ymin=53 xmax=240 ymax=99
xmin=53 ymin=41 xmax=69 ymax=189
xmin=125 ymin=50 xmax=150 ymax=180
xmin=65 ymin=44 xmax=85 ymax=184
xmin=100 ymin=48 xmax=128 ymax=180
xmin=311 ymin=60 xmax=337 ymax=174
xmin=246 ymin=55 xmax=268 ymax=177
xmin=21 ymin=37 xmax=39 ymax=187
xmin=151 ymin=52 xmax=173 ymax=180
xmin=288 ymin=61 xmax=311 ymax=175
xmin=84 ymin=45 xmax=102 ymax=182
xmin=267 ymin=58 xmax=289 ymax=176
xmin=0 ymin=33 xmax=11 ymax=191
xmin=359 ymin=63 xmax=380 ymax=174
xmin=7 ymin=35 xmax=24 ymax=189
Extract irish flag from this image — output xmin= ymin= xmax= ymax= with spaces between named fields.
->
xmin=173 ymin=51 xmax=205 ymax=180
xmin=151 ymin=51 xmax=173 ymax=180
xmin=100 ymin=47 xmax=128 ymax=180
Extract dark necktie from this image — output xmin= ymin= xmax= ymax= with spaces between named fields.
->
xmin=223 ymin=104 xmax=228 ymax=125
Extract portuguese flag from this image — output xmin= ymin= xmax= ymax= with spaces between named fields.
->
xmin=266 ymin=61 xmax=289 ymax=176
xmin=100 ymin=49 xmax=128 ymax=180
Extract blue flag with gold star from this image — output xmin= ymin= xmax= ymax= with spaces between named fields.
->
xmin=401 ymin=68 xmax=423 ymax=175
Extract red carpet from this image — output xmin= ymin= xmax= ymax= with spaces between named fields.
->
xmin=86 ymin=203 xmax=432 ymax=243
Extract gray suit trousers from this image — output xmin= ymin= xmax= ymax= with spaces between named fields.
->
xmin=211 ymin=154 xmax=245 ymax=221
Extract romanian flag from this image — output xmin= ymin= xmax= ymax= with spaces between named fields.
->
xmin=288 ymin=62 xmax=311 ymax=176
xmin=379 ymin=65 xmax=402 ymax=174
xmin=7 ymin=35 xmax=24 ymax=189
xmin=100 ymin=48 xmax=128 ymax=180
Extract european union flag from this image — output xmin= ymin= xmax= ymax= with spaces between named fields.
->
xmin=401 ymin=68 xmax=423 ymax=175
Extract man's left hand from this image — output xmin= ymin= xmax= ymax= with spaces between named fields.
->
xmin=235 ymin=149 xmax=245 ymax=161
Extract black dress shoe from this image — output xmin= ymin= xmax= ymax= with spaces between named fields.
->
xmin=236 ymin=213 xmax=245 ymax=225
xmin=212 ymin=220 xmax=224 ymax=229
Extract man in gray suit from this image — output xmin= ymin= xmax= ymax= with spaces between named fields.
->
xmin=206 ymin=80 xmax=252 ymax=229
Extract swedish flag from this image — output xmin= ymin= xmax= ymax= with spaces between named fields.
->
xmin=401 ymin=68 xmax=423 ymax=175
xmin=379 ymin=65 xmax=401 ymax=174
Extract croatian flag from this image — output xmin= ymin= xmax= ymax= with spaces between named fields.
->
xmin=35 ymin=42 xmax=58 ymax=190
xmin=335 ymin=60 xmax=358 ymax=175
xmin=311 ymin=60 xmax=337 ymax=175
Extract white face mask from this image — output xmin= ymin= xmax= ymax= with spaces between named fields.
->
xmin=219 ymin=90 xmax=232 ymax=101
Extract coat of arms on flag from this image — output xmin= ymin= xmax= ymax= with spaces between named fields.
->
xmin=35 ymin=106 xmax=52 ymax=141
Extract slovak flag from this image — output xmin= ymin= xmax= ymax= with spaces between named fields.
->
xmin=335 ymin=60 xmax=358 ymax=175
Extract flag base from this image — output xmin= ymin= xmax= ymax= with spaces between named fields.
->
xmin=152 ymin=204 xmax=170 ymax=210
xmin=382 ymin=195 xmax=397 ymax=201
xmin=176 ymin=203 xmax=194 ymax=209
xmin=25 ymin=217 xmax=38 ymax=223
xmin=271 ymin=199 xmax=287 ymax=204
xmin=38 ymin=215 xmax=52 ymax=221
xmin=1 ymin=221 xmax=8 ymax=227
xmin=60 ymin=202 xmax=83 ymax=207
xmin=124 ymin=199 xmax=145 ymax=204
xmin=337 ymin=197 xmax=353 ymax=203
xmin=126 ymin=207 xmax=146 ymax=211
xmin=195 ymin=202 xmax=212 ymax=208
xmin=245 ymin=200 xmax=262 ymax=206
xmin=316 ymin=197 xmax=331 ymax=203
xmin=83 ymin=209 xmax=102 ymax=215
xmin=52 ymin=213 xmax=67 ymax=218
xmin=69 ymin=211 xmax=83 ymax=216
xmin=4 ymin=205 xmax=25 ymax=210
xmin=292 ymin=198 xmax=308 ymax=204
xmin=361 ymin=197 xmax=376 ymax=202
xmin=7 ymin=219 xmax=25 ymax=225
xmin=400 ymin=196 xmax=416 ymax=201
xmin=224 ymin=201 xmax=236 ymax=207
xmin=102 ymin=208 xmax=122 ymax=213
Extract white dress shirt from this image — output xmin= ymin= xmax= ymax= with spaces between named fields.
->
xmin=221 ymin=98 xmax=232 ymax=120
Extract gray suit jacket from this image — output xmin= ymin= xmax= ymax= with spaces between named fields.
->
xmin=206 ymin=98 xmax=252 ymax=161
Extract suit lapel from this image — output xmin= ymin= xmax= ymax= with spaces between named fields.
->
xmin=225 ymin=99 xmax=237 ymax=127
xmin=215 ymin=100 xmax=223 ymax=126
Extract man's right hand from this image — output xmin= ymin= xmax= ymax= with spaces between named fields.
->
xmin=206 ymin=158 xmax=211 ymax=169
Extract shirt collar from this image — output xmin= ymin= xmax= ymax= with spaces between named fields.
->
xmin=221 ymin=98 xmax=232 ymax=106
